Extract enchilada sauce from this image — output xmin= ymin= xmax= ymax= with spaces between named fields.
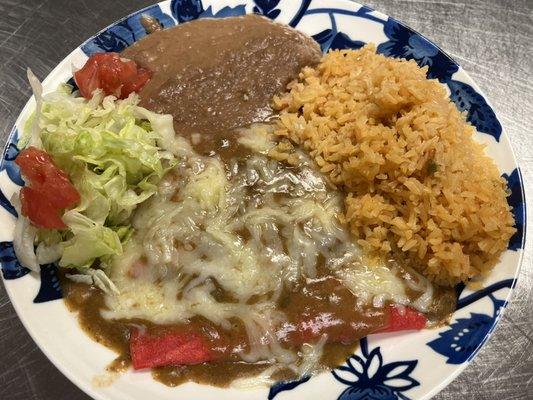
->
xmin=62 ymin=273 xmax=390 ymax=387
xmin=62 ymin=255 xmax=455 ymax=387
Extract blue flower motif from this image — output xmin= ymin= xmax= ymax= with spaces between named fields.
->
xmin=288 ymin=0 xmax=312 ymax=28
xmin=171 ymin=0 xmax=204 ymax=22
xmin=377 ymin=18 xmax=458 ymax=82
xmin=406 ymin=35 xmax=438 ymax=62
xmin=427 ymin=296 xmax=503 ymax=364
xmin=313 ymin=29 xmax=365 ymax=52
xmin=427 ymin=279 xmax=514 ymax=364
xmin=85 ymin=24 xmax=130 ymax=54
xmin=201 ymin=4 xmax=247 ymax=18
xmin=332 ymin=338 xmax=419 ymax=400
xmin=253 ymin=0 xmax=281 ymax=20
xmin=310 ymin=11 xmax=365 ymax=53
xmin=0 ymin=129 xmax=24 ymax=187
xmin=447 ymin=79 xmax=503 ymax=141
xmin=172 ymin=0 xmax=246 ymax=21
xmin=268 ymin=337 xmax=419 ymax=400
xmin=81 ymin=5 xmax=176 ymax=55
xmin=0 ymin=241 xmax=62 ymax=302
xmin=0 ymin=241 xmax=30 ymax=280
xmin=33 ymin=263 xmax=62 ymax=303
xmin=502 ymin=168 xmax=525 ymax=250
xmin=268 ymin=375 xmax=311 ymax=400
xmin=0 ymin=189 xmax=17 ymax=217
xmin=337 ymin=386 xmax=398 ymax=400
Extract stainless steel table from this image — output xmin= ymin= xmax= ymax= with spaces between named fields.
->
xmin=0 ymin=1 xmax=531 ymax=399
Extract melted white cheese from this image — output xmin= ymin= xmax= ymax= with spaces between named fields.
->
xmin=103 ymin=124 xmax=436 ymax=373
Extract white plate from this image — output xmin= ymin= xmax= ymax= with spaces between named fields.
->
xmin=0 ymin=1 xmax=526 ymax=399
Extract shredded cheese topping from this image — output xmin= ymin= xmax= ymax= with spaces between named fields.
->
xmin=103 ymin=124 xmax=436 ymax=374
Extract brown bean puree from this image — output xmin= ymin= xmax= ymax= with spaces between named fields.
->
xmin=121 ymin=14 xmax=321 ymax=136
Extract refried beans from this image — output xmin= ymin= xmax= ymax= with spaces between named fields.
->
xmin=121 ymin=14 xmax=322 ymax=136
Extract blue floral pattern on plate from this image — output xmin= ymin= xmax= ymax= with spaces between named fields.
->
xmin=0 ymin=128 xmax=24 ymax=187
xmin=81 ymin=4 xmax=176 ymax=55
xmin=311 ymin=11 xmax=365 ymax=53
xmin=447 ymin=79 xmax=503 ymax=141
xmin=313 ymin=29 xmax=364 ymax=52
xmin=332 ymin=337 xmax=419 ymax=400
xmin=33 ymin=264 xmax=62 ymax=303
xmin=0 ymin=241 xmax=30 ymax=280
xmin=253 ymin=0 xmax=281 ymax=19
xmin=502 ymin=168 xmax=526 ymax=251
xmin=171 ymin=0 xmax=246 ymax=21
xmin=171 ymin=0 xmax=204 ymax=22
xmin=269 ymin=337 xmax=420 ymax=400
xmin=427 ymin=279 xmax=515 ymax=364
xmin=377 ymin=19 xmax=459 ymax=82
xmin=0 ymin=241 xmax=61 ymax=302
xmin=0 ymin=239 xmax=63 ymax=303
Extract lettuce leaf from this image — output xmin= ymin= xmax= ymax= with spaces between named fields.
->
xmin=59 ymin=211 xmax=122 ymax=269
xmin=17 ymin=84 xmax=177 ymax=274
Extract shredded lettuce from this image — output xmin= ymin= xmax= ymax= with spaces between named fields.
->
xmin=23 ymin=69 xmax=44 ymax=149
xmin=15 ymin=78 xmax=177 ymax=279
xmin=59 ymin=211 xmax=123 ymax=269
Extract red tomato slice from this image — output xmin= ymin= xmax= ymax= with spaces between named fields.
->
xmin=377 ymin=305 xmax=427 ymax=333
xmin=15 ymin=147 xmax=80 ymax=229
xmin=122 ymin=66 xmax=152 ymax=97
xmin=74 ymin=52 xmax=151 ymax=99
xmin=130 ymin=329 xmax=216 ymax=370
xmin=14 ymin=147 xmax=52 ymax=186
xmin=16 ymin=147 xmax=80 ymax=209
xmin=20 ymin=187 xmax=67 ymax=229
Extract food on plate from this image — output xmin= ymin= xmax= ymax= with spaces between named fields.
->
xmin=274 ymin=45 xmax=516 ymax=286
xmin=14 ymin=77 xmax=176 ymax=279
xmin=12 ymin=14 xmax=515 ymax=388
xmin=15 ymin=147 xmax=80 ymax=229
xmin=120 ymin=14 xmax=322 ymax=136
xmin=74 ymin=52 xmax=152 ymax=99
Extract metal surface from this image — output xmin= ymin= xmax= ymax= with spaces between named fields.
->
xmin=0 ymin=0 xmax=531 ymax=399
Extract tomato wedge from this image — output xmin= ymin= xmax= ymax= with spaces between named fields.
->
xmin=74 ymin=52 xmax=151 ymax=99
xmin=15 ymin=147 xmax=80 ymax=229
